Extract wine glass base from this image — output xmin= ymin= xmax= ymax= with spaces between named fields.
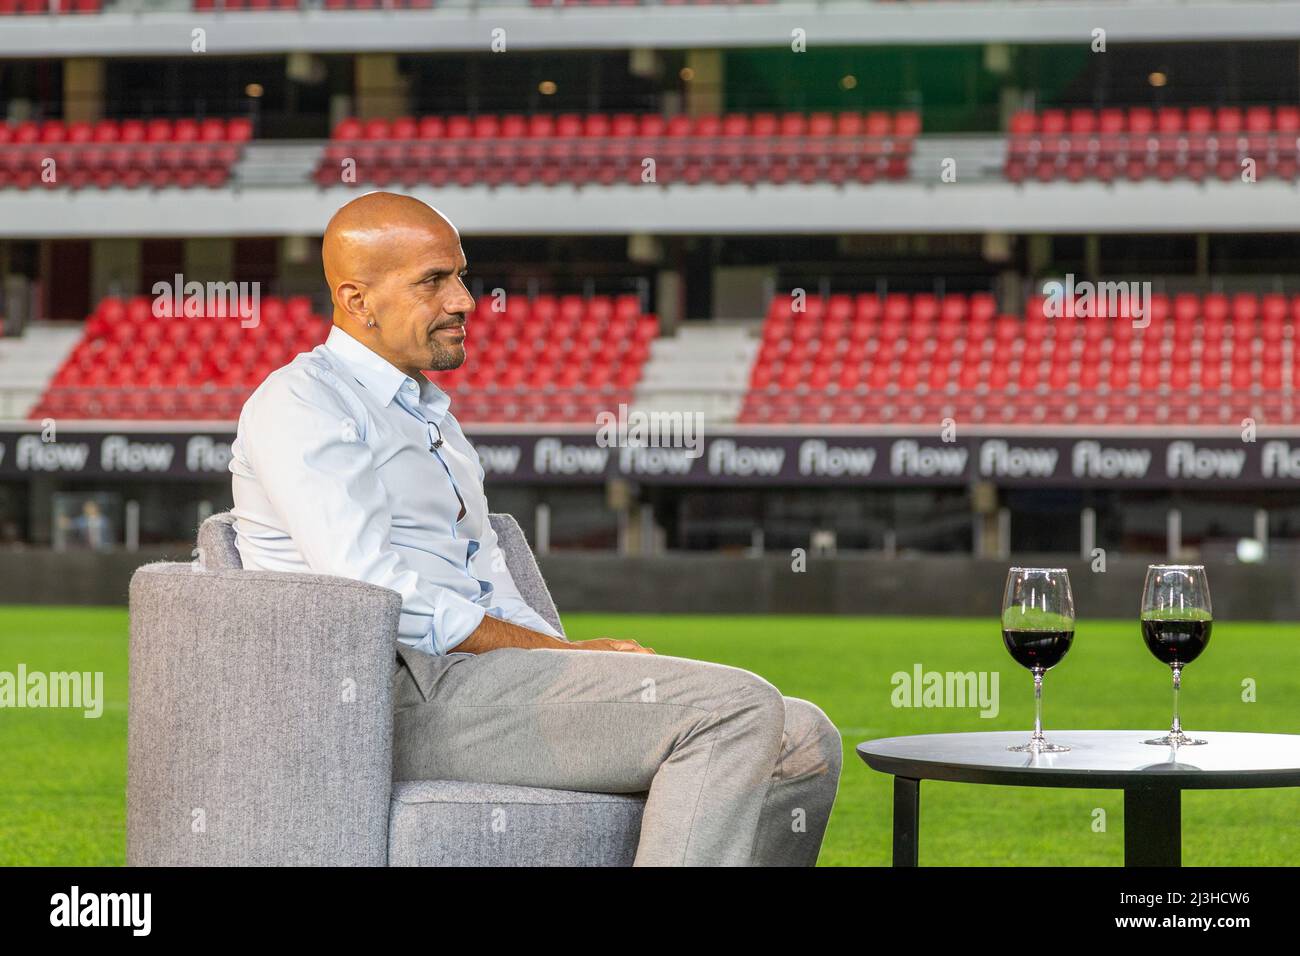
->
xmin=1007 ymin=740 xmax=1071 ymax=753
xmin=1143 ymin=733 xmax=1207 ymax=746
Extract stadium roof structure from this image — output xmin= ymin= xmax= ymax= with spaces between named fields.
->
xmin=5 ymin=179 xmax=1300 ymax=238
xmin=6 ymin=1 xmax=1300 ymax=58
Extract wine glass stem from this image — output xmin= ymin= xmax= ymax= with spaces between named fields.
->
xmin=1033 ymin=667 xmax=1044 ymax=742
xmin=1171 ymin=664 xmax=1183 ymax=736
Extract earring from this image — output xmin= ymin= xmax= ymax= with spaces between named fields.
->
xmin=367 ymin=319 xmax=375 ymax=328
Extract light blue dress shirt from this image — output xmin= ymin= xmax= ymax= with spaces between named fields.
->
xmin=229 ymin=324 xmax=562 ymax=655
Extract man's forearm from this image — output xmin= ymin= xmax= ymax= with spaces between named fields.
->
xmin=453 ymin=613 xmax=571 ymax=654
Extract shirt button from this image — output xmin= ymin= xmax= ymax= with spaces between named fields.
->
xmin=405 ymin=381 xmax=417 ymax=391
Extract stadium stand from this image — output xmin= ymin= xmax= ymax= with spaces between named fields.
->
xmin=188 ymin=0 xmax=771 ymax=8
xmin=29 ymin=293 xmax=658 ymax=423
xmin=528 ymin=0 xmax=773 ymax=4
xmin=1005 ymin=105 xmax=1300 ymax=183
xmin=187 ymin=0 xmax=780 ymax=9
xmin=0 ymin=118 xmax=252 ymax=190
xmin=192 ymin=0 xmax=437 ymax=8
xmin=32 ymin=294 xmax=327 ymax=421
xmin=739 ymin=290 xmax=1297 ymax=425
xmin=434 ymin=293 xmax=657 ymax=423
xmin=0 ymin=0 xmax=100 ymax=12
xmin=192 ymin=0 xmax=300 ymax=8
xmin=314 ymin=111 xmax=921 ymax=187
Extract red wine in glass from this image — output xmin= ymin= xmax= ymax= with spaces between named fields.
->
xmin=1002 ymin=567 xmax=1074 ymax=753
xmin=1140 ymin=565 xmax=1212 ymax=747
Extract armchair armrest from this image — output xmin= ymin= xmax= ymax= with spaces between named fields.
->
xmin=126 ymin=562 xmax=402 ymax=865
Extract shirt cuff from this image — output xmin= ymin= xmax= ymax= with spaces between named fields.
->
xmin=528 ymin=615 xmax=563 ymax=639
xmin=430 ymin=590 xmax=488 ymax=656
xmin=488 ymin=603 xmax=561 ymax=639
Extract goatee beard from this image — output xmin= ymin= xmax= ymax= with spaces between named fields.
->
xmin=427 ymin=345 xmax=466 ymax=372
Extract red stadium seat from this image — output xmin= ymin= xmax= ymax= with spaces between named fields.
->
xmin=35 ymin=293 xmax=658 ymax=424
xmin=1005 ymin=104 xmax=1300 ymax=184
xmin=0 ymin=115 xmax=250 ymax=191
xmin=316 ymin=109 xmax=921 ymax=188
xmin=737 ymin=288 xmax=1298 ymax=425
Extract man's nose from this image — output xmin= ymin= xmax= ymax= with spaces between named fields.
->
xmin=452 ymin=283 xmax=476 ymax=315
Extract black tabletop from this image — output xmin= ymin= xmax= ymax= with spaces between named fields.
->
xmin=857 ymin=731 xmax=1300 ymax=789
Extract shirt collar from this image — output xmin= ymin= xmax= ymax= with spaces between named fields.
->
xmin=323 ymin=325 xmax=451 ymax=423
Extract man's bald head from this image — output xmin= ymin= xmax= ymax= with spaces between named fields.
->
xmin=322 ymin=192 xmax=456 ymax=291
xmin=322 ymin=192 xmax=474 ymax=377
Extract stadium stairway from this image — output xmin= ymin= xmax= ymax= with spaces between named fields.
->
xmin=909 ymin=134 xmax=1006 ymax=181
xmin=631 ymin=321 xmax=759 ymax=424
xmin=233 ymin=141 xmax=326 ymax=187
xmin=0 ymin=323 xmax=85 ymax=419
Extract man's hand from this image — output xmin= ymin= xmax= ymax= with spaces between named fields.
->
xmin=455 ymin=616 xmax=655 ymax=654
xmin=570 ymin=638 xmax=656 ymax=654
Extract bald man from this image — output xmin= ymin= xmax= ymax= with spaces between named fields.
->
xmin=229 ymin=192 xmax=841 ymax=866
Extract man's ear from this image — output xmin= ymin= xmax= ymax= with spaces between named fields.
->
xmin=335 ymin=280 xmax=370 ymax=326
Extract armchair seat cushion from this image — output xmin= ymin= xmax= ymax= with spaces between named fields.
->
xmin=388 ymin=780 xmax=646 ymax=866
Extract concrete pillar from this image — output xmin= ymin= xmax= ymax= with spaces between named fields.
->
xmin=355 ymin=54 xmax=408 ymax=119
xmin=1254 ymin=508 xmax=1269 ymax=558
xmin=683 ymin=50 xmax=723 ymax=116
xmin=0 ymin=242 xmax=11 ymax=336
xmin=1080 ymin=507 xmax=1097 ymax=560
xmin=1027 ymin=235 xmax=1052 ymax=278
xmin=64 ymin=59 xmax=106 ymax=124
xmin=985 ymin=43 xmax=1017 ymax=124
xmin=654 ymin=269 xmax=682 ymax=336
xmin=1084 ymin=234 xmax=1101 ymax=280
xmin=534 ymin=502 xmax=551 ymax=555
xmin=639 ymin=504 xmax=659 ymax=556
xmin=29 ymin=477 xmax=54 ymax=546
xmin=996 ymin=508 xmax=1011 ymax=560
xmin=996 ymin=270 xmax=1022 ymax=315
xmin=971 ymin=480 xmax=1000 ymax=558
xmin=607 ymin=479 xmax=636 ymax=555
xmin=2 ymin=274 xmax=29 ymax=335
xmin=91 ymin=238 xmax=142 ymax=301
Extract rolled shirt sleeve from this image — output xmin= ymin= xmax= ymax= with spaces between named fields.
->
xmin=240 ymin=370 xmax=485 ymax=655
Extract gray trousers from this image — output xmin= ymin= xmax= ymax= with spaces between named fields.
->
xmin=392 ymin=643 xmax=843 ymax=866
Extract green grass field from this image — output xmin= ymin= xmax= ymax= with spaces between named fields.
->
xmin=2 ymin=606 xmax=1297 ymax=866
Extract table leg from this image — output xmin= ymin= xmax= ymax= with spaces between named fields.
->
xmin=1124 ymin=788 xmax=1181 ymax=867
xmin=893 ymin=776 xmax=920 ymax=867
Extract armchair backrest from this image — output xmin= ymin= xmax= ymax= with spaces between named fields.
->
xmin=485 ymin=512 xmax=565 ymax=637
xmin=195 ymin=509 xmax=564 ymax=636
xmin=196 ymin=511 xmax=241 ymax=570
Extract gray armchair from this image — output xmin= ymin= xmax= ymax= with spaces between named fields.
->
xmin=126 ymin=511 xmax=647 ymax=866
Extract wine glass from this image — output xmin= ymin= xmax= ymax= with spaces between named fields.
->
xmin=1141 ymin=565 xmax=1213 ymax=746
xmin=1002 ymin=567 xmax=1075 ymax=753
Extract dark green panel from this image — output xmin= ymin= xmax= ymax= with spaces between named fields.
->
xmin=723 ymin=45 xmax=1094 ymax=132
